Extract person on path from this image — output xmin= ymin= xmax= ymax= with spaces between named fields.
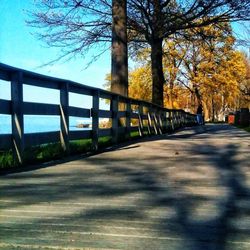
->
xmin=196 ymin=103 xmax=203 ymax=125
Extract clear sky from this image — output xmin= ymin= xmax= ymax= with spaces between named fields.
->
xmin=0 ymin=0 xmax=111 ymax=90
xmin=0 ymin=0 xmax=249 ymax=104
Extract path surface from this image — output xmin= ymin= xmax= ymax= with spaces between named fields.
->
xmin=0 ymin=124 xmax=250 ymax=250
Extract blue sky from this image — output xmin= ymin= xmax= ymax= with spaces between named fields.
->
xmin=0 ymin=0 xmax=111 ymax=90
xmin=0 ymin=0 xmax=249 ymax=104
xmin=0 ymin=0 xmax=113 ymax=109
xmin=1 ymin=0 xmax=249 ymax=133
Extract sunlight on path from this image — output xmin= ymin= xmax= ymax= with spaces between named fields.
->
xmin=0 ymin=124 xmax=250 ymax=250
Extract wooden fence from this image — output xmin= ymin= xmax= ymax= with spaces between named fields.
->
xmin=0 ymin=63 xmax=197 ymax=164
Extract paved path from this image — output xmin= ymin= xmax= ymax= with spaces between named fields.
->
xmin=0 ymin=124 xmax=250 ymax=250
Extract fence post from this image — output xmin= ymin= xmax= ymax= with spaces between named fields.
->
xmin=125 ymin=98 xmax=131 ymax=140
xmin=181 ymin=111 xmax=185 ymax=127
xmin=60 ymin=82 xmax=69 ymax=153
xmin=152 ymin=107 xmax=158 ymax=135
xmin=171 ymin=110 xmax=175 ymax=131
xmin=162 ymin=110 xmax=167 ymax=133
xmin=11 ymin=71 xmax=24 ymax=165
xmin=157 ymin=110 xmax=163 ymax=134
xmin=112 ymin=95 xmax=119 ymax=144
xmin=147 ymin=105 xmax=153 ymax=135
xmin=179 ymin=111 xmax=182 ymax=127
xmin=176 ymin=111 xmax=180 ymax=128
xmin=92 ymin=90 xmax=100 ymax=150
xmin=138 ymin=102 xmax=144 ymax=137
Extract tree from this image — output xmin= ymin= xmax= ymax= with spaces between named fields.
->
xmin=105 ymin=65 xmax=152 ymax=102
xmin=163 ymin=38 xmax=186 ymax=108
xmin=128 ymin=66 xmax=152 ymax=101
xmin=129 ymin=38 xmax=187 ymax=109
xmin=238 ymin=54 xmax=250 ymax=109
xmin=179 ymin=23 xmax=247 ymax=120
xmin=127 ymin=22 xmax=248 ymax=120
xmin=28 ymin=0 xmax=250 ymax=106
xmin=127 ymin=0 xmax=250 ymax=106
xmin=202 ymin=50 xmax=246 ymax=121
xmin=111 ymin=0 xmax=128 ymax=96
xmin=27 ymin=0 xmax=129 ymax=97
xmin=27 ymin=1 xmax=112 ymax=62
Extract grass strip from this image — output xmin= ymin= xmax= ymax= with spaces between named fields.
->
xmin=0 ymin=131 xmax=142 ymax=169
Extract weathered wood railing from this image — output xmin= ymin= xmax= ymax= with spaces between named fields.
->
xmin=0 ymin=63 xmax=197 ymax=164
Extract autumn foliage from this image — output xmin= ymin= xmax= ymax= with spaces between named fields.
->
xmin=126 ymin=24 xmax=249 ymax=121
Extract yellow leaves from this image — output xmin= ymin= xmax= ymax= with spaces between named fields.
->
xmin=198 ymin=49 xmax=246 ymax=111
xmin=105 ymin=21 xmax=249 ymax=117
xmin=164 ymin=84 xmax=190 ymax=109
xmin=129 ymin=66 xmax=152 ymax=102
xmin=180 ymin=23 xmax=248 ymax=119
xmin=105 ymin=65 xmax=152 ymax=102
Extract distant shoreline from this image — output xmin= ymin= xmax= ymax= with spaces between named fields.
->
xmin=0 ymin=115 xmax=92 ymax=134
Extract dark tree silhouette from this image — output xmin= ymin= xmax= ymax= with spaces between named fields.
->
xmin=126 ymin=0 xmax=250 ymax=106
xmin=111 ymin=0 xmax=128 ymax=96
xmin=28 ymin=0 xmax=250 ymax=106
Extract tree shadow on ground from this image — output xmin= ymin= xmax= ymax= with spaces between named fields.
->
xmin=0 ymin=125 xmax=250 ymax=249
xmin=158 ymin=143 xmax=250 ymax=250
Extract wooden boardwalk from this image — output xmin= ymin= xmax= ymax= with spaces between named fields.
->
xmin=0 ymin=124 xmax=250 ymax=250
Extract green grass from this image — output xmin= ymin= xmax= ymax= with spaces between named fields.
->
xmin=69 ymin=139 xmax=92 ymax=154
xmin=0 ymin=132 xmax=143 ymax=170
xmin=0 ymin=150 xmax=16 ymax=169
xmin=0 ymin=140 xmax=88 ymax=170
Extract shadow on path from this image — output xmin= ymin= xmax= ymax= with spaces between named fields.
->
xmin=0 ymin=124 xmax=250 ymax=249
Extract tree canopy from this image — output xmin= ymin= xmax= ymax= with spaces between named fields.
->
xmin=111 ymin=22 xmax=249 ymax=121
xmin=28 ymin=0 xmax=250 ymax=106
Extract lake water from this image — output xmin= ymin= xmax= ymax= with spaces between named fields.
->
xmin=0 ymin=115 xmax=92 ymax=134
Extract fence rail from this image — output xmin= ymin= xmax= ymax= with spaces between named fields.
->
xmin=0 ymin=63 xmax=197 ymax=164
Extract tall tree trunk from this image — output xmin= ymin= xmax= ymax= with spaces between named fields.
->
xmin=169 ymin=80 xmax=174 ymax=109
xmin=111 ymin=0 xmax=128 ymax=96
xmin=191 ymin=92 xmax=196 ymax=113
xmin=193 ymin=83 xmax=202 ymax=103
xmin=203 ymin=101 xmax=209 ymax=121
xmin=151 ymin=39 xmax=165 ymax=107
xmin=212 ymin=97 xmax=215 ymax=122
